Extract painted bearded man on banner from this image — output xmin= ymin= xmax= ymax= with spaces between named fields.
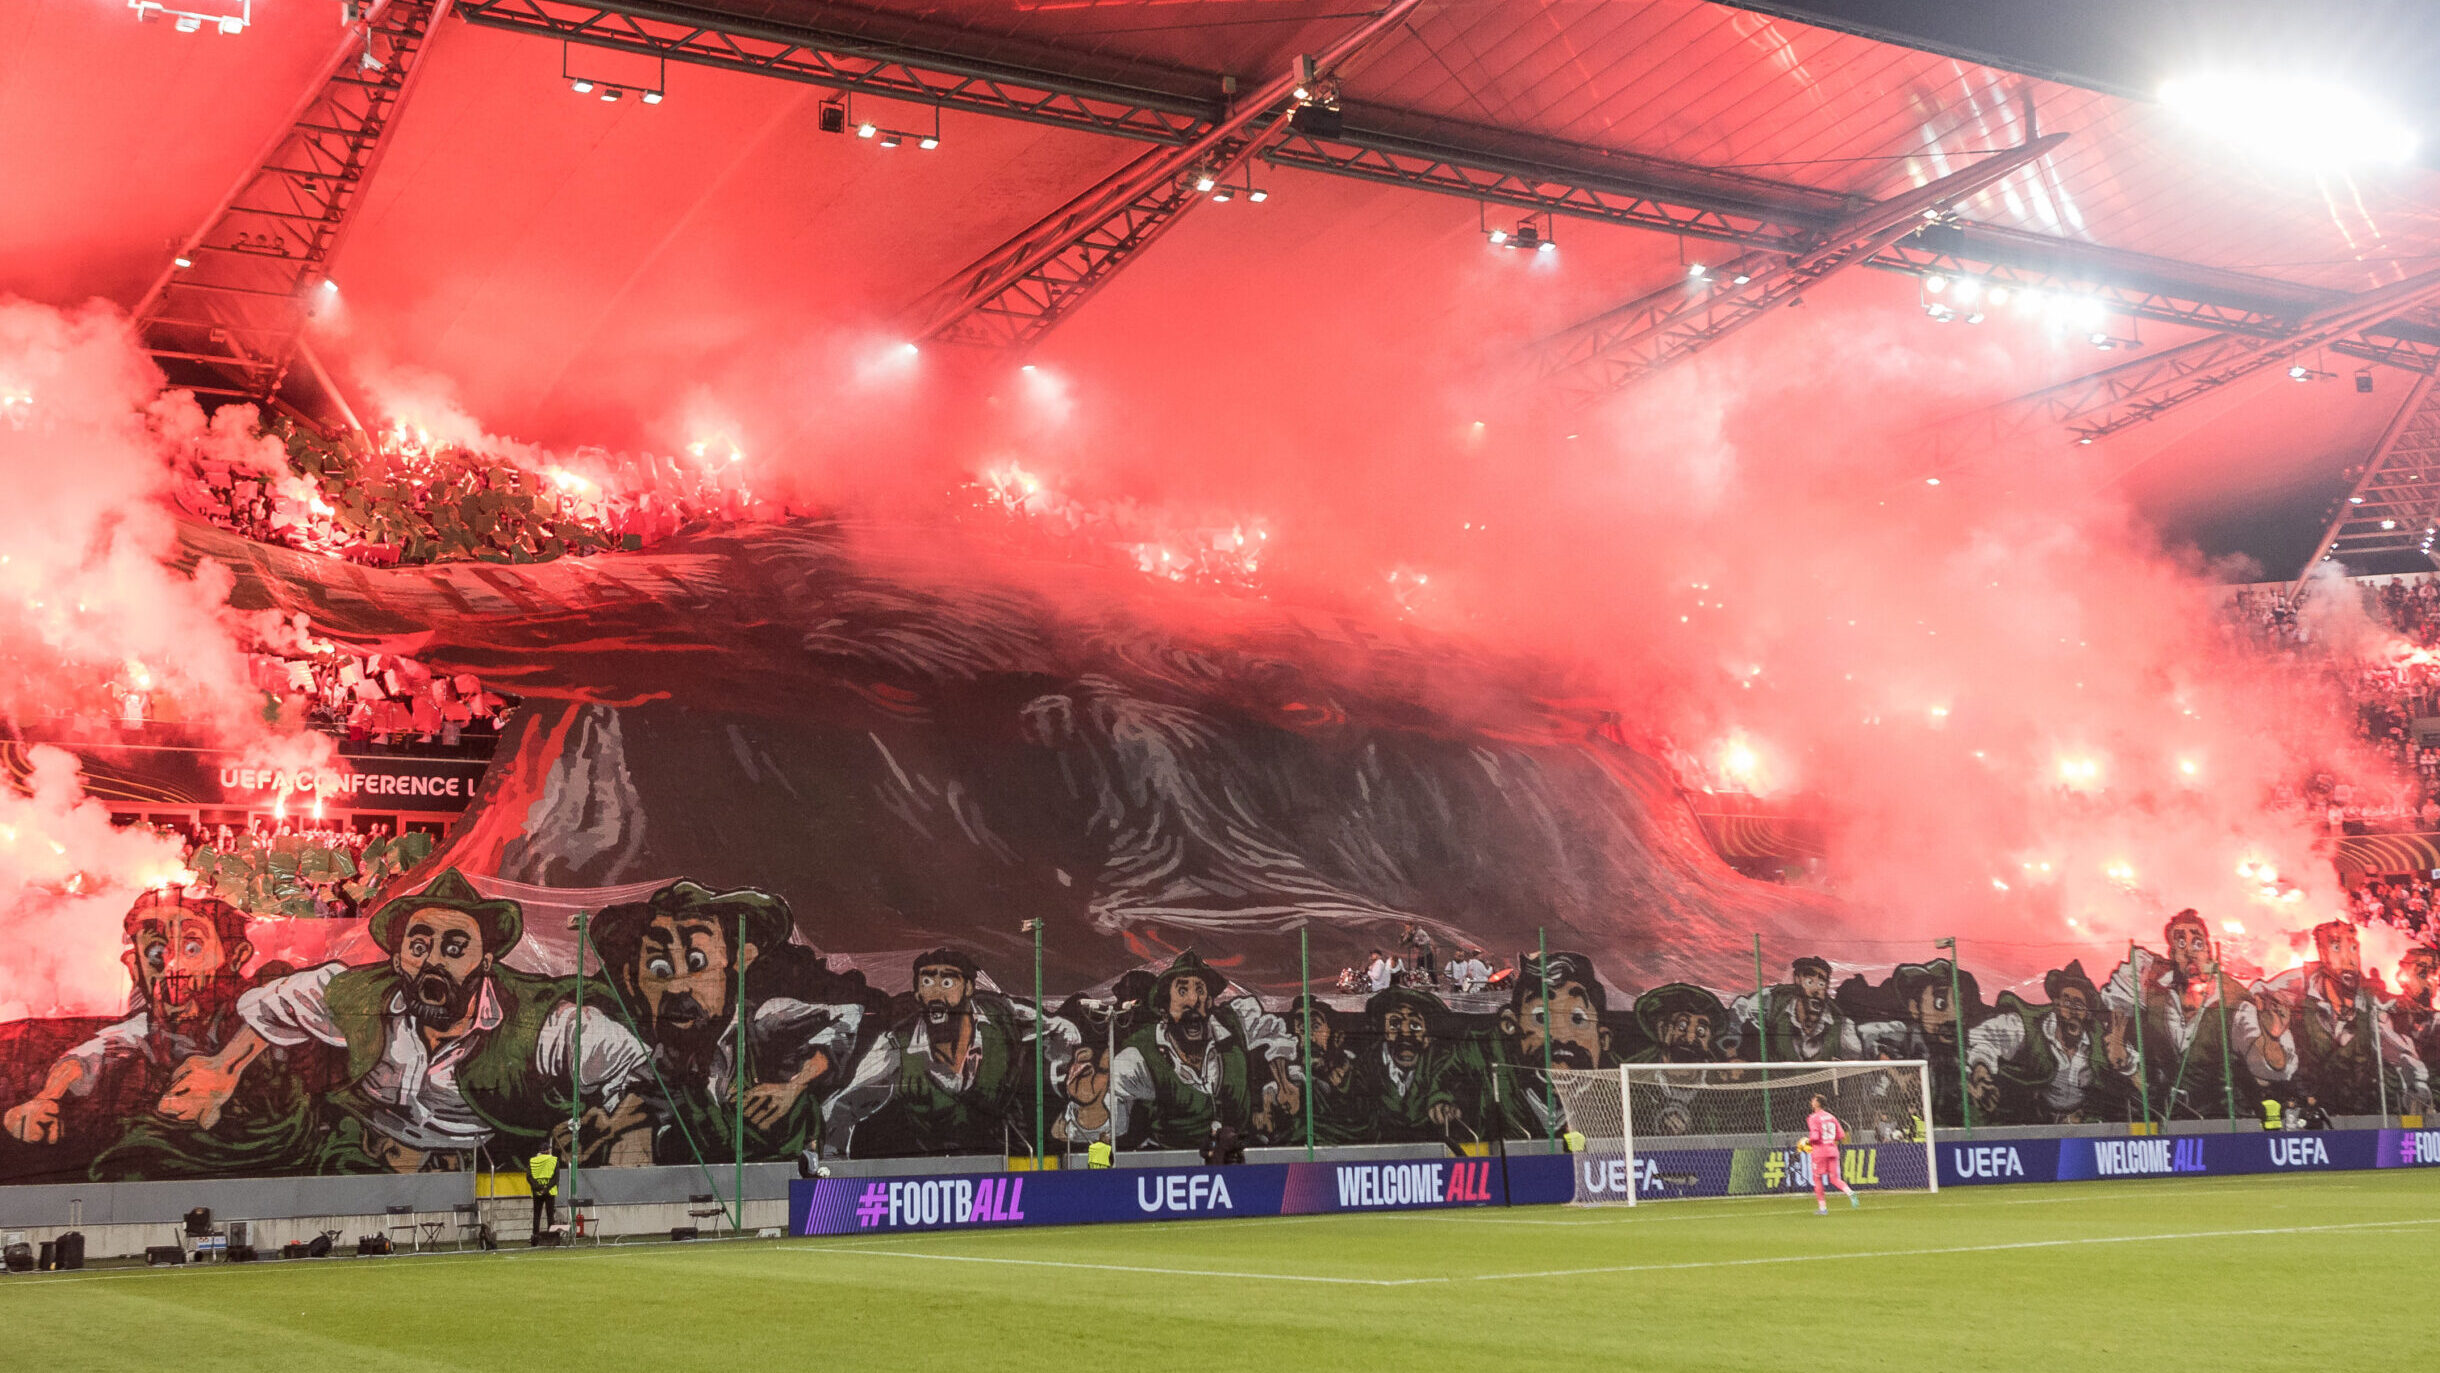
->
xmin=1967 ymin=960 xmax=2136 ymax=1124
xmin=2103 ymin=910 xmax=2257 ymax=1120
xmin=591 ymin=882 xmax=864 ymax=1165
xmin=2241 ymin=920 xmax=2428 ymax=1116
xmin=1105 ymin=951 xmax=1298 ymax=1149
xmin=1735 ymin=956 xmax=1862 ymax=1064
xmin=827 ymin=948 xmax=1080 ymax=1158
xmin=1351 ymin=986 xmax=1469 ymax=1143
xmin=5 ymin=890 xmax=259 ymax=1150
xmin=155 ymin=870 xmax=653 ymax=1172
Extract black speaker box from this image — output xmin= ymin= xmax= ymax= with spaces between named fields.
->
xmin=145 ymin=1245 xmax=185 ymax=1266
xmin=54 ymin=1232 xmax=83 ymax=1271
xmin=183 ymin=1207 xmax=213 ymax=1237
xmin=281 ymin=1241 xmax=309 ymax=1259
xmin=355 ymin=1235 xmax=392 ymax=1257
xmin=227 ymin=1245 xmax=257 ymax=1263
xmin=669 ymin=1226 xmax=698 ymax=1242
xmin=531 ymin=1230 xmax=562 ymax=1247
xmin=36 ymin=1240 xmax=54 ymax=1271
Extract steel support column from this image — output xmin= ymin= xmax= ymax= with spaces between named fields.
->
xmin=913 ymin=0 xmax=1420 ymax=349
xmin=1538 ymin=133 xmax=2066 ymax=398
xmin=135 ymin=0 xmax=452 ymax=402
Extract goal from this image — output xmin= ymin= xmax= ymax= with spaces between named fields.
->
xmin=1550 ymin=1061 xmax=1937 ymax=1205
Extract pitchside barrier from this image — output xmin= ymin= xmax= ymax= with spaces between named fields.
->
xmin=790 ymin=1126 xmax=2440 ymax=1235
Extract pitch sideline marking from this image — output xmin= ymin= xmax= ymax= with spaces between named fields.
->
xmin=796 ymin=1216 xmax=2440 ymax=1287
xmin=1463 ymin=1217 xmax=2440 ymax=1281
xmin=797 ymin=1248 xmax=1443 ymax=1286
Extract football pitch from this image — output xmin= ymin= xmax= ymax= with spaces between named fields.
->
xmin=7 ymin=1171 xmax=2432 ymax=1372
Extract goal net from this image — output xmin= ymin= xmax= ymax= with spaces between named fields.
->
xmin=1550 ymin=1061 xmax=1936 ymax=1205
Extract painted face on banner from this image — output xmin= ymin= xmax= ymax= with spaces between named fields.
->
xmin=1660 ymin=1010 xmax=1714 ymax=1061
xmin=1795 ymin=967 xmax=1830 ymax=1009
xmin=1906 ymin=983 xmax=1955 ymax=1046
xmin=639 ymin=915 xmax=738 ymax=1034
xmin=2318 ymin=925 xmax=2363 ymax=998
xmin=2053 ymin=984 xmax=2096 ymax=1039
xmin=2167 ymin=919 xmax=2212 ymax=980
xmin=1510 ymin=981 xmax=1603 ymax=1069
xmin=396 ymin=908 xmax=488 ymax=1029
xmin=1381 ymin=1002 xmax=1431 ymax=1069
xmin=2398 ymin=949 xmax=2439 ymax=1009
xmin=1166 ymin=975 xmax=1215 ymax=1047
xmin=124 ymin=911 xmax=248 ymax=1027
xmin=915 ymin=964 xmax=973 ymax=1029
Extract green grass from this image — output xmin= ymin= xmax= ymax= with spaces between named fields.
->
xmin=7 ymin=1172 xmax=2433 ymax=1372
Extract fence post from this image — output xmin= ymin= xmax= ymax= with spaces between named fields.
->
xmin=1538 ymin=927 xmax=1555 ymax=1147
xmin=570 ymin=907 xmax=585 ymax=1233
xmin=734 ymin=908 xmax=747 ymax=1230
xmin=1301 ymin=924 xmax=1315 ymax=1161
xmin=2129 ymin=938 xmax=2151 ymax=1131
xmin=1936 ymin=936 xmax=1970 ymax=1136
xmin=1752 ymin=933 xmax=1773 ymax=1139
xmin=2212 ymin=945 xmax=2238 ymax=1129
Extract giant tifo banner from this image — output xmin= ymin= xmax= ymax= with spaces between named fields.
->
xmin=2 ymin=522 xmax=2438 ymax=1185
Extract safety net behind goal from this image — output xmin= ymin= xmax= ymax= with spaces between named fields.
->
xmin=1550 ymin=1061 xmax=1936 ymax=1205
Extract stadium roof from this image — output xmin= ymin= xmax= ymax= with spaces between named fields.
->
xmin=5 ymin=0 xmax=2439 ymax=571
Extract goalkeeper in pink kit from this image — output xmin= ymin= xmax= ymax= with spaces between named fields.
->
xmin=1802 ymin=1094 xmax=1857 ymax=1214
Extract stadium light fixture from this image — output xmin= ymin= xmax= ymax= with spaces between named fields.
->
xmin=131 ymin=0 xmax=249 ymax=34
xmin=1483 ymin=206 xmax=1555 ymax=254
xmin=601 ymin=88 xmax=622 ymax=103
xmin=857 ymin=122 xmax=877 ymax=138
xmin=2161 ymin=72 xmax=2420 ymax=168
xmin=642 ymin=91 xmax=664 ymax=106
xmin=571 ymin=79 xmax=594 ymax=94
xmin=1686 ymin=262 xmax=1707 ymax=280
xmin=173 ymin=255 xmax=193 ymax=270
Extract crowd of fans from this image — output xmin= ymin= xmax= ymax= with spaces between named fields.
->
xmin=246 ymin=611 xmax=510 ymax=751
xmin=71 ymin=615 xmax=510 ymax=758
xmin=2220 ymin=578 xmax=2440 ymax=836
xmin=141 ymin=817 xmax=438 ymax=922
xmin=170 ymin=417 xmax=772 ymax=568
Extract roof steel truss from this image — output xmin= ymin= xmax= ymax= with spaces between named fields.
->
xmin=135 ymin=0 xmax=452 ymax=401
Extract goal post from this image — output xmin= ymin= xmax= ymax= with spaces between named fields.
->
xmin=1551 ymin=1061 xmax=1937 ymax=1205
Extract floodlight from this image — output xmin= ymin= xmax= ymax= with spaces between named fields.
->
xmin=1248 ymin=188 xmax=1268 ymax=202
xmin=1194 ymin=174 xmax=1217 ymax=192
xmin=2160 ymin=72 xmax=2419 ymax=167
xmin=857 ymin=122 xmax=877 ymax=138
xmin=1487 ymin=228 xmax=1507 ymax=245
xmin=1686 ymin=263 xmax=1707 ymax=280
xmin=173 ymin=256 xmax=193 ymax=269
xmin=571 ymin=79 xmax=594 ymax=93
xmin=918 ymin=135 xmax=939 ymax=150
xmin=642 ymin=91 xmax=663 ymax=105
